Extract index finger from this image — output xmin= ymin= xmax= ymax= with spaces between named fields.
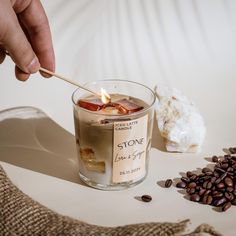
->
xmin=18 ymin=0 xmax=55 ymax=77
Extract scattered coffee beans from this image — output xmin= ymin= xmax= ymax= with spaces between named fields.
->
xmin=174 ymin=148 xmax=236 ymax=212
xmin=141 ymin=195 xmax=152 ymax=202
xmin=164 ymin=179 xmax=173 ymax=188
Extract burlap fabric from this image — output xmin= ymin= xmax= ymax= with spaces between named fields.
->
xmin=0 ymin=165 xmax=222 ymax=236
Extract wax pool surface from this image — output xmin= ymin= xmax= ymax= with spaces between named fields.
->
xmin=77 ymin=94 xmax=145 ymax=115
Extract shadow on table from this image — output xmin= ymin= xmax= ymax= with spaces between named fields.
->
xmin=151 ymin=112 xmax=166 ymax=152
xmin=0 ymin=106 xmax=85 ymax=185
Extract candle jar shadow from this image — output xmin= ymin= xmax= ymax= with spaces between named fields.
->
xmin=0 ymin=106 xmax=85 ymax=186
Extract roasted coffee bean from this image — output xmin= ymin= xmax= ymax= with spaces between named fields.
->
xmin=222 ymin=202 xmax=232 ymax=212
xmin=215 ymin=178 xmax=222 ymax=185
xmin=188 ymin=182 xmax=197 ymax=188
xmin=141 ymin=195 xmax=152 ymax=202
xmin=231 ymin=199 xmax=236 ymax=205
xmin=186 ymin=171 xmax=194 ymax=178
xmin=225 ymin=192 xmax=234 ymax=201
xmin=202 ymin=181 xmax=208 ymax=189
xmin=213 ymin=172 xmax=220 ymax=178
xmin=233 ymin=190 xmax=236 ymax=196
xmin=213 ymin=192 xmax=223 ymax=198
xmin=213 ymin=197 xmax=226 ymax=206
xmin=204 ymin=190 xmax=211 ymax=196
xmin=190 ymin=194 xmax=200 ymax=202
xmin=205 ymin=172 xmax=213 ymax=176
xmin=215 ymin=168 xmax=226 ymax=174
xmin=189 ymin=174 xmax=197 ymax=181
xmin=221 ymin=163 xmax=229 ymax=170
xmin=216 ymin=182 xmax=225 ymax=189
xmin=202 ymin=195 xmax=212 ymax=205
xmin=232 ymin=163 xmax=236 ymax=169
xmin=211 ymin=176 xmax=217 ymax=183
xmin=229 ymin=147 xmax=236 ymax=154
xmin=212 ymin=156 xmax=219 ymax=162
xmin=181 ymin=177 xmax=190 ymax=183
xmin=187 ymin=188 xmax=195 ymax=194
xmin=227 ymin=167 xmax=234 ymax=173
xmin=205 ymin=195 xmax=213 ymax=205
xmin=176 ymin=181 xmax=187 ymax=189
xmin=224 ymin=177 xmax=233 ymax=187
xmin=202 ymin=167 xmax=212 ymax=173
xmin=199 ymin=188 xmax=206 ymax=196
xmin=226 ymin=187 xmax=234 ymax=193
xmin=164 ymin=179 xmax=173 ymax=188
xmin=206 ymin=181 xmax=212 ymax=189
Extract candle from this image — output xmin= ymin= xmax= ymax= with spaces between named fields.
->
xmin=72 ymin=80 xmax=156 ymax=190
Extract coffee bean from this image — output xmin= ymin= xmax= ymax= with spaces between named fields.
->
xmin=226 ymin=187 xmax=234 ymax=193
xmin=224 ymin=177 xmax=233 ymax=187
xmin=176 ymin=181 xmax=186 ymax=189
xmin=187 ymin=188 xmax=195 ymax=194
xmin=213 ymin=197 xmax=226 ymax=206
xmin=225 ymin=192 xmax=234 ymax=201
xmin=190 ymin=194 xmax=200 ymax=202
xmin=227 ymin=167 xmax=234 ymax=173
xmin=199 ymin=188 xmax=206 ymax=196
xmin=215 ymin=168 xmax=226 ymax=174
xmin=206 ymin=181 xmax=212 ymax=189
xmin=216 ymin=182 xmax=225 ymax=189
xmin=211 ymin=176 xmax=217 ymax=183
xmin=181 ymin=177 xmax=190 ymax=183
xmin=205 ymin=195 xmax=213 ymax=205
xmin=186 ymin=171 xmax=194 ymax=178
xmin=190 ymin=174 xmax=197 ymax=181
xmin=141 ymin=195 xmax=152 ymax=202
xmin=229 ymin=147 xmax=236 ymax=154
xmin=222 ymin=202 xmax=231 ymax=212
xmin=213 ymin=192 xmax=223 ymax=198
xmin=164 ymin=179 xmax=173 ymax=188
xmin=212 ymin=156 xmax=219 ymax=162
xmin=204 ymin=190 xmax=211 ymax=196
xmin=202 ymin=167 xmax=212 ymax=173
xmin=232 ymin=199 xmax=236 ymax=205
xmin=188 ymin=182 xmax=197 ymax=188
xmin=221 ymin=163 xmax=229 ymax=170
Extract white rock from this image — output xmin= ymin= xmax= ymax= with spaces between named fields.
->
xmin=155 ymin=85 xmax=206 ymax=153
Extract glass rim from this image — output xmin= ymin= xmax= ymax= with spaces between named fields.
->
xmin=72 ymin=79 xmax=156 ymax=117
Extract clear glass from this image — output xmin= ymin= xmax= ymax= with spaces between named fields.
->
xmin=72 ymin=80 xmax=156 ymax=190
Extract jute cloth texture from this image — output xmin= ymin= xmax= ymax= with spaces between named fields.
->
xmin=0 ymin=165 xmax=222 ymax=236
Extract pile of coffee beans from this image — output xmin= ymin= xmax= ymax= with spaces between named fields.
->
xmin=173 ymin=147 xmax=236 ymax=212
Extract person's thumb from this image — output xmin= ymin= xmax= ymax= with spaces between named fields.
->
xmin=0 ymin=1 xmax=40 ymax=74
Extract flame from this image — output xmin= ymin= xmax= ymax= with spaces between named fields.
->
xmin=100 ymin=88 xmax=111 ymax=104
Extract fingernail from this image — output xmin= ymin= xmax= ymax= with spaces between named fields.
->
xmin=27 ymin=57 xmax=40 ymax=74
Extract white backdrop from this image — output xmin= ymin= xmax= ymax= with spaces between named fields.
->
xmin=1 ymin=0 xmax=236 ymax=133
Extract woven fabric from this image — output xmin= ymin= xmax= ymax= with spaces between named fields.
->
xmin=0 ymin=165 xmax=222 ymax=236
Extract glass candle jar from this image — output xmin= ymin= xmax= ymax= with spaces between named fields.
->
xmin=72 ymin=80 xmax=156 ymax=190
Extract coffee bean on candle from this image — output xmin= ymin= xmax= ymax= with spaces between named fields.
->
xmin=164 ymin=179 xmax=173 ymax=188
xmin=141 ymin=195 xmax=152 ymax=202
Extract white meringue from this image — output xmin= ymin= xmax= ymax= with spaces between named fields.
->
xmin=155 ymin=85 xmax=206 ymax=153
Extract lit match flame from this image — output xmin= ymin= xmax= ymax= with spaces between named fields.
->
xmin=100 ymin=88 xmax=111 ymax=104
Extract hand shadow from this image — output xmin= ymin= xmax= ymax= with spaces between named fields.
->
xmin=0 ymin=106 xmax=85 ymax=186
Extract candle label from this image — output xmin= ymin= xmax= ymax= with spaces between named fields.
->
xmin=112 ymin=115 xmax=148 ymax=183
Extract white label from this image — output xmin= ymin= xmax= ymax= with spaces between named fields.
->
xmin=112 ymin=115 xmax=148 ymax=183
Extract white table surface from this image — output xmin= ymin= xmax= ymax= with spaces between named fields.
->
xmin=1 ymin=1 xmax=236 ymax=235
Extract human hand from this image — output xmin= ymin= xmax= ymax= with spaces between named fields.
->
xmin=0 ymin=0 xmax=55 ymax=81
